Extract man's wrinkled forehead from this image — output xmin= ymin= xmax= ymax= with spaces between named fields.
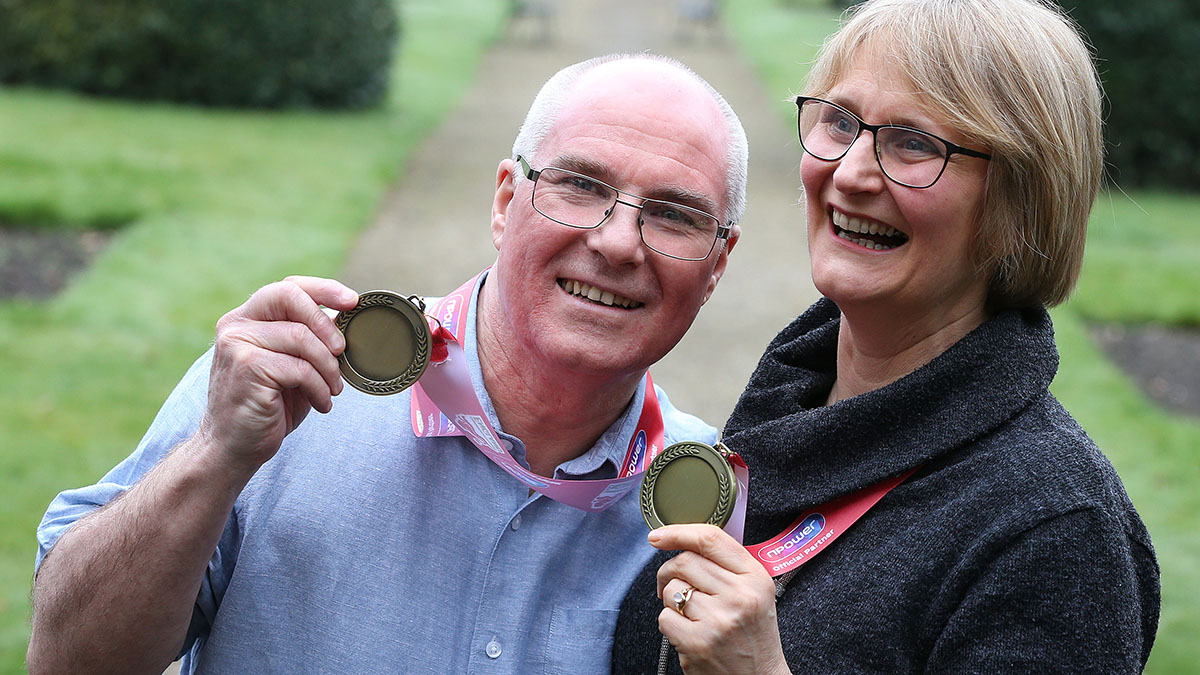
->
xmin=544 ymin=61 xmax=727 ymax=170
xmin=574 ymin=58 xmax=697 ymax=96
xmin=569 ymin=61 xmax=719 ymax=123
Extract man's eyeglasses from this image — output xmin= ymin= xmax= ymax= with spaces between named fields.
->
xmin=794 ymin=96 xmax=991 ymax=189
xmin=515 ymin=155 xmax=731 ymax=262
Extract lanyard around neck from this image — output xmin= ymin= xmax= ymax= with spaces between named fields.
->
xmin=408 ymin=270 xmax=667 ymax=512
xmin=744 ymin=467 xmax=916 ymax=577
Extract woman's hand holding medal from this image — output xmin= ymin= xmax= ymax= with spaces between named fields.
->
xmin=652 ymin=525 xmax=791 ymax=675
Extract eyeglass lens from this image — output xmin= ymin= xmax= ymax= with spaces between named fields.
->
xmin=531 ymin=168 xmax=720 ymax=260
xmin=797 ymin=99 xmax=950 ymax=188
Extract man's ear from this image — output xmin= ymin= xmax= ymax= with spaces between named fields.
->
xmin=702 ymin=224 xmax=741 ymax=305
xmin=491 ymin=159 xmax=517 ymax=251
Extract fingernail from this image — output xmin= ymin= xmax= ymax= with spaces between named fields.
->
xmin=648 ymin=529 xmax=662 ymax=544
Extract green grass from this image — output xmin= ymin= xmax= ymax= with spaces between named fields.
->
xmin=0 ymin=0 xmax=505 ymax=670
xmin=724 ymin=0 xmax=843 ymax=100
xmin=724 ymin=0 xmax=1200 ymax=672
xmin=1051 ymin=309 xmax=1200 ymax=673
xmin=1058 ymin=191 xmax=1200 ymax=674
xmin=1075 ymin=190 xmax=1200 ymax=325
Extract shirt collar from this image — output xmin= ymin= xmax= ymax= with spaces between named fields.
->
xmin=461 ymin=269 xmax=646 ymax=481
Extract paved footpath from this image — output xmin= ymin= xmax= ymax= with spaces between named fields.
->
xmin=341 ymin=0 xmax=821 ymax=431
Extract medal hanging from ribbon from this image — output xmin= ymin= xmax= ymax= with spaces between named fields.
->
xmin=639 ymin=441 xmax=749 ymax=544
xmin=638 ymin=437 xmax=914 ymax=577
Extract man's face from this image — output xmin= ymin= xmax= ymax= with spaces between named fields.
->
xmin=487 ymin=61 xmax=739 ymax=380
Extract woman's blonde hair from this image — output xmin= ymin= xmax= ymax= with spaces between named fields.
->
xmin=805 ymin=0 xmax=1103 ymax=308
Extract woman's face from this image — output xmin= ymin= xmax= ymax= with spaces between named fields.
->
xmin=802 ymin=50 xmax=992 ymax=331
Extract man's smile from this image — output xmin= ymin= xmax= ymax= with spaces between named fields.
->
xmin=557 ymin=278 xmax=644 ymax=308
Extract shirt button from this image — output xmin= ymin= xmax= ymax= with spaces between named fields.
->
xmin=511 ymin=515 xmax=522 ymax=531
xmin=485 ymin=639 xmax=502 ymax=659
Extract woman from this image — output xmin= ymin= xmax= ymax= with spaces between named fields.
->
xmin=613 ymin=0 xmax=1160 ymax=672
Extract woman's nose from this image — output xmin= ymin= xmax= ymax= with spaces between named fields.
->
xmin=832 ymin=131 xmax=887 ymax=194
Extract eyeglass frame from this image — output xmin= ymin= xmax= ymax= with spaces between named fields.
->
xmin=793 ymin=96 xmax=992 ymax=189
xmin=514 ymin=154 xmax=733 ymax=262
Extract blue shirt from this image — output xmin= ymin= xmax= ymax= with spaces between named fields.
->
xmin=35 ymin=274 xmax=717 ymax=674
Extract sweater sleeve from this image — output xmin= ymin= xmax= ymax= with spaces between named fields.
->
xmin=927 ymin=506 xmax=1158 ymax=673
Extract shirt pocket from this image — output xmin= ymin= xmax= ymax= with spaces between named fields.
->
xmin=544 ymin=606 xmax=619 ymax=675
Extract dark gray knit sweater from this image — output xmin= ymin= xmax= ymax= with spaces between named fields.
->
xmin=613 ymin=299 xmax=1159 ymax=673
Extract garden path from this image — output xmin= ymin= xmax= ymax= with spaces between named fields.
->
xmin=340 ymin=0 xmax=820 ymax=426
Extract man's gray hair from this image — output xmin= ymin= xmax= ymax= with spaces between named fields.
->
xmin=511 ymin=53 xmax=748 ymax=226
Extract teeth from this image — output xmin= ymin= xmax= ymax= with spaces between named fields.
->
xmin=836 ymin=229 xmax=897 ymax=250
xmin=558 ymin=279 xmax=642 ymax=308
xmin=832 ymin=210 xmax=904 ymax=238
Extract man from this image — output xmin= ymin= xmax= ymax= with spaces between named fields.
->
xmin=28 ymin=53 xmax=746 ymax=673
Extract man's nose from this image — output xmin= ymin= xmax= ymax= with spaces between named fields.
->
xmin=832 ymin=131 xmax=886 ymax=194
xmin=585 ymin=199 xmax=648 ymax=266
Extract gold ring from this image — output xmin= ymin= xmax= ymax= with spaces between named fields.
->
xmin=672 ymin=586 xmax=695 ymax=615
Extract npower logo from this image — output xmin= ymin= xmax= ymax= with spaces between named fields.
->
xmin=759 ymin=514 xmax=826 ymax=563
xmin=438 ymin=297 xmax=459 ymax=326
xmin=623 ymin=430 xmax=648 ymax=475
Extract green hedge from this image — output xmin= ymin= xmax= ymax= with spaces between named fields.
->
xmin=1066 ymin=0 xmax=1200 ymax=190
xmin=819 ymin=0 xmax=1200 ymax=191
xmin=0 ymin=0 xmax=399 ymax=109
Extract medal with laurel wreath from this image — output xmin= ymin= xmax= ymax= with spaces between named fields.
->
xmin=640 ymin=441 xmax=738 ymax=530
xmin=335 ymin=291 xmax=431 ymax=395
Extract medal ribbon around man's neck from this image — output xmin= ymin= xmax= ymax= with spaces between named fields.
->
xmin=408 ymin=270 xmax=666 ymax=512
xmin=401 ymin=270 xmax=912 ymax=559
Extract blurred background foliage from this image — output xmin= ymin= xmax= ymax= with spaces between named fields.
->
xmin=1073 ymin=0 xmax=1200 ymax=190
xmin=819 ymin=0 xmax=1200 ymax=191
xmin=0 ymin=0 xmax=506 ymax=669
xmin=0 ymin=0 xmax=399 ymax=108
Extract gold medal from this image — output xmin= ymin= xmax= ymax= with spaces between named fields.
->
xmin=334 ymin=291 xmax=430 ymax=395
xmin=640 ymin=441 xmax=739 ymax=530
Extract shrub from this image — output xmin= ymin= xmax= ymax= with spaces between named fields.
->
xmin=1066 ymin=0 xmax=1200 ymax=190
xmin=819 ymin=0 xmax=1200 ymax=190
xmin=0 ymin=0 xmax=399 ymax=109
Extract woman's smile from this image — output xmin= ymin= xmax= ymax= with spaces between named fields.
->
xmin=830 ymin=208 xmax=909 ymax=251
